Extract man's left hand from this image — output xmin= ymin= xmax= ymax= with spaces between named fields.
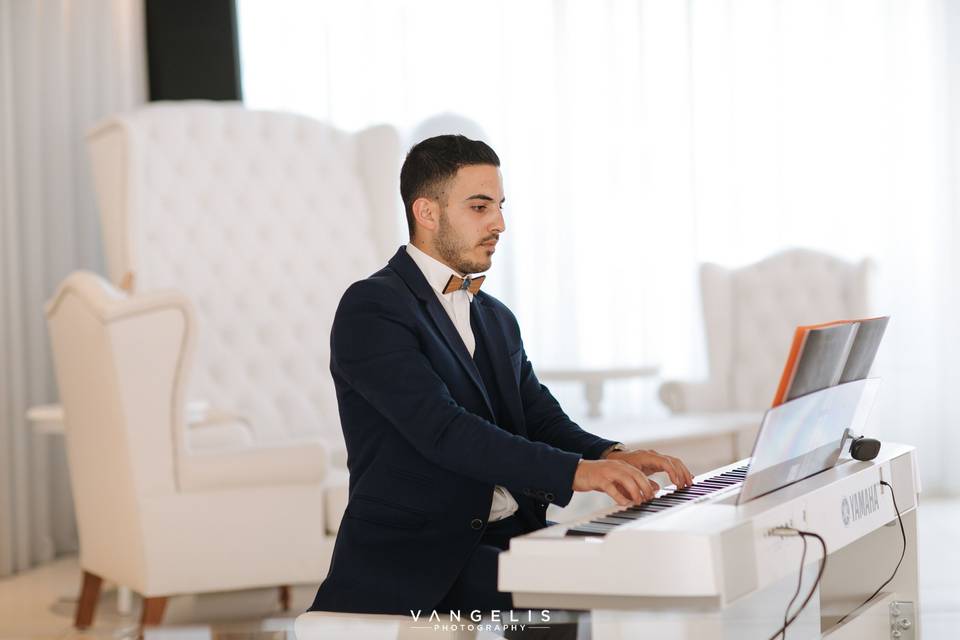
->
xmin=603 ymin=448 xmax=694 ymax=489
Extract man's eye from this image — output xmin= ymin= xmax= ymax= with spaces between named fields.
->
xmin=472 ymin=205 xmax=486 ymax=212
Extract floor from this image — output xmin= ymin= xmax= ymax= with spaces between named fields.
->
xmin=0 ymin=498 xmax=957 ymax=640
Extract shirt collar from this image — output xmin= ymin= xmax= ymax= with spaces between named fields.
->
xmin=405 ymin=243 xmax=477 ymax=300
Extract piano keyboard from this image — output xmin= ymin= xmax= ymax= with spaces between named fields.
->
xmin=565 ymin=464 xmax=750 ymax=537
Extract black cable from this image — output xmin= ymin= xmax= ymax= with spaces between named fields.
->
xmin=833 ymin=479 xmax=907 ymax=627
xmin=780 ymin=532 xmax=808 ymax=640
xmin=766 ymin=530 xmax=828 ymax=640
xmin=793 ymin=534 xmax=828 ymax=627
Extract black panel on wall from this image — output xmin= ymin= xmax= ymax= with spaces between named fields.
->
xmin=145 ymin=0 xmax=243 ymax=101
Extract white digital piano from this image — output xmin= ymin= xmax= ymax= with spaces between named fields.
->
xmin=500 ymin=381 xmax=922 ymax=640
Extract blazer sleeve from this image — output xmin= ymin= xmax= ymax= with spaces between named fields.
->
xmin=517 ymin=347 xmax=620 ymax=460
xmin=331 ymin=280 xmax=582 ymax=506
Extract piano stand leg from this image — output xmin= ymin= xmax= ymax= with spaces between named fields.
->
xmin=820 ymin=508 xmax=920 ymax=637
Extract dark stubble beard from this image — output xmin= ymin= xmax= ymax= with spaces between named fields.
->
xmin=435 ymin=207 xmax=492 ymax=275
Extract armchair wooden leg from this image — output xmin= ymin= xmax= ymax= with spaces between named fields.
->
xmin=279 ymin=585 xmax=291 ymax=611
xmin=140 ymin=597 xmax=168 ymax=627
xmin=75 ymin=571 xmax=102 ymax=629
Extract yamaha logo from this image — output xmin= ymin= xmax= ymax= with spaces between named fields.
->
xmin=840 ymin=484 xmax=880 ymax=526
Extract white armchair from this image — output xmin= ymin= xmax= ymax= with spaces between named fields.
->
xmin=47 ymin=273 xmax=331 ymax=623
xmin=46 ymin=102 xmax=401 ymax=630
xmin=659 ymin=248 xmax=872 ymax=426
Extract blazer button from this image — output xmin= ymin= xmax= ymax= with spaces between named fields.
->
xmin=470 ymin=518 xmax=484 ymax=530
xmin=544 ymin=492 xmax=555 ymax=502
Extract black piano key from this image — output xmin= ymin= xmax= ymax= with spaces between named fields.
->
xmin=604 ymin=514 xmax=644 ymax=522
xmin=656 ymin=492 xmax=690 ymax=499
xmin=674 ymin=487 xmax=715 ymax=495
xmin=564 ymin=528 xmax=609 ymax=538
xmin=592 ymin=516 xmax=632 ymax=526
xmin=647 ymin=500 xmax=678 ymax=508
xmin=608 ymin=509 xmax=646 ymax=519
xmin=572 ymin=522 xmax=619 ymax=533
xmin=659 ymin=494 xmax=696 ymax=502
xmin=627 ymin=504 xmax=667 ymax=513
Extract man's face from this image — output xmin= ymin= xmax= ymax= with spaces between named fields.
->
xmin=433 ymin=164 xmax=505 ymax=275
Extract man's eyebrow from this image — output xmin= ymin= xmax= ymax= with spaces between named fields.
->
xmin=464 ymin=194 xmax=506 ymax=204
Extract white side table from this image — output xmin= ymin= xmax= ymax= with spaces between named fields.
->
xmin=26 ymin=404 xmax=134 ymax=616
xmin=537 ymin=365 xmax=660 ymax=417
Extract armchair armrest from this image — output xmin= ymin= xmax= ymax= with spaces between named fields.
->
xmin=658 ymin=379 xmax=731 ymax=413
xmin=176 ymin=438 xmax=329 ymax=492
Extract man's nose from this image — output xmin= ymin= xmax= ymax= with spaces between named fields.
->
xmin=492 ymin=209 xmax=505 ymax=234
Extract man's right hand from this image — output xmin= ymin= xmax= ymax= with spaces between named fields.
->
xmin=572 ymin=459 xmax=660 ymax=506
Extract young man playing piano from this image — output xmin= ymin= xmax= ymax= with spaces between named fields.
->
xmin=309 ymin=135 xmax=694 ymax=615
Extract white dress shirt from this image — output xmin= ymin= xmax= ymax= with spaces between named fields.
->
xmin=405 ymin=243 xmax=519 ymax=522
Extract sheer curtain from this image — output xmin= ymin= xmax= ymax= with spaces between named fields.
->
xmin=239 ymin=0 xmax=959 ymax=494
xmin=0 ymin=0 xmax=146 ymax=576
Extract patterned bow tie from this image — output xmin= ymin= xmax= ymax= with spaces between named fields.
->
xmin=442 ymin=274 xmax=486 ymax=295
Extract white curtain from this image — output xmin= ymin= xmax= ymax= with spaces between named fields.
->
xmin=239 ymin=0 xmax=960 ymax=494
xmin=0 ymin=0 xmax=146 ymax=577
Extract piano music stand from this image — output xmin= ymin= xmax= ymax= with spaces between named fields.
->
xmin=738 ymin=379 xmax=881 ymax=504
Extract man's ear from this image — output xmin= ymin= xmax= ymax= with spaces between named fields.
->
xmin=412 ymin=197 xmax=439 ymax=233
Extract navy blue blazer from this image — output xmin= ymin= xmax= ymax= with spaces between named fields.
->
xmin=309 ymin=247 xmax=617 ymax=614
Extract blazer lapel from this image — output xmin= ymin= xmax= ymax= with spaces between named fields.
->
xmin=388 ymin=248 xmax=495 ymax=417
xmin=471 ymin=296 xmax=526 ymax=435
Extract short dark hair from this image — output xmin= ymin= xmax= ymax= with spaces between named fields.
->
xmin=399 ymin=134 xmax=500 ymax=238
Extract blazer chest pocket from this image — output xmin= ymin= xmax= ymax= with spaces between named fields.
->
xmin=346 ymin=495 xmax=428 ymax=530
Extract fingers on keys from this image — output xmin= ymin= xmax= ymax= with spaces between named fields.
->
xmin=607 ymin=461 xmax=657 ymax=505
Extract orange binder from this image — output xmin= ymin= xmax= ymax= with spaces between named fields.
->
xmin=770 ymin=316 xmax=888 ymax=407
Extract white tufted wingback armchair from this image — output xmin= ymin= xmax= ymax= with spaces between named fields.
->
xmin=85 ymin=102 xmax=401 ymax=449
xmin=659 ymin=248 xmax=872 ymax=414
xmin=45 ymin=103 xmax=401 ymax=630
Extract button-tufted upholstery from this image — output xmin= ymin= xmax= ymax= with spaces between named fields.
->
xmin=660 ymin=248 xmax=872 ymax=412
xmin=86 ymin=102 xmax=401 ymax=447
